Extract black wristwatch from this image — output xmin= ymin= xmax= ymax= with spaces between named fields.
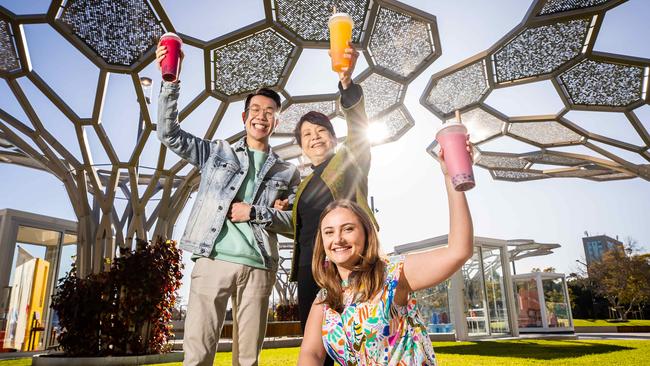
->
xmin=249 ymin=205 xmax=256 ymax=221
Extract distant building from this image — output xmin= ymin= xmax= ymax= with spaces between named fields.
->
xmin=582 ymin=235 xmax=624 ymax=267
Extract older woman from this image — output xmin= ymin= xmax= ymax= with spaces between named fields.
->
xmin=277 ymin=43 xmax=378 ymax=344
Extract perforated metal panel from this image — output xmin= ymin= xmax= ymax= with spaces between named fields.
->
xmin=0 ymin=18 xmax=20 ymax=73
xmin=277 ymin=100 xmax=337 ymax=135
xmin=368 ymin=6 xmax=435 ymax=78
xmin=420 ymin=0 xmax=649 ymax=182
xmin=57 ymin=0 xmax=164 ymax=66
xmin=274 ymin=0 xmax=369 ymax=42
xmin=359 ymin=73 xmax=402 ymax=118
xmin=493 ymin=19 xmax=589 ymax=83
xmin=370 ymin=106 xmax=413 ymax=143
xmin=449 ymin=107 xmax=505 ymax=144
xmin=537 ymin=0 xmax=612 ymax=16
xmin=559 ymin=59 xmax=645 ymax=107
xmin=508 ymin=121 xmax=583 ymax=146
xmin=425 ymin=61 xmax=489 ymax=115
xmin=212 ymin=29 xmax=296 ymax=96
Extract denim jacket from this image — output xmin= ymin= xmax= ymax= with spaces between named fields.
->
xmin=157 ymin=81 xmax=300 ymax=271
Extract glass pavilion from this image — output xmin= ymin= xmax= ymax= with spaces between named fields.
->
xmin=0 ymin=209 xmax=77 ymax=351
xmin=513 ymin=272 xmax=573 ymax=333
xmin=394 ymin=235 xmax=572 ymax=340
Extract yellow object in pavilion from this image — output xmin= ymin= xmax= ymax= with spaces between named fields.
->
xmin=21 ymin=258 xmax=49 ymax=351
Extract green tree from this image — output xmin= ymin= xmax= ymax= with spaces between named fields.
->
xmin=588 ymin=239 xmax=650 ymax=320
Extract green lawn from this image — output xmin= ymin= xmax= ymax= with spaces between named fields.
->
xmin=0 ymin=360 xmax=29 ymax=366
xmin=574 ymin=319 xmax=650 ymax=327
xmin=2 ymin=340 xmax=650 ymax=366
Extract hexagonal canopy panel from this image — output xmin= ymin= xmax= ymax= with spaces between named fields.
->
xmin=56 ymin=0 xmax=164 ymax=67
xmin=212 ymin=28 xmax=296 ymax=96
xmin=475 ymin=153 xmax=529 ymax=170
xmin=359 ymin=73 xmax=402 ymax=118
xmin=424 ymin=60 xmax=489 ymax=116
xmin=491 ymin=169 xmax=549 ymax=182
xmin=0 ymin=18 xmax=21 ymax=74
xmin=273 ymin=0 xmax=370 ymax=43
xmin=559 ymin=59 xmax=645 ymax=107
xmin=368 ymin=5 xmax=436 ymax=78
xmin=273 ymin=139 xmax=304 ymax=161
xmin=419 ymin=0 xmax=649 ymax=183
xmin=537 ymin=0 xmax=614 ymax=16
xmin=492 ymin=18 xmax=590 ymax=83
xmin=276 ymin=99 xmax=337 ymax=136
xmin=508 ymin=121 xmax=583 ymax=146
xmin=369 ymin=106 xmax=413 ymax=144
xmin=520 ymin=151 xmax=588 ymax=167
xmin=469 ymin=147 xmax=639 ymax=182
xmin=449 ymin=107 xmax=505 ymax=144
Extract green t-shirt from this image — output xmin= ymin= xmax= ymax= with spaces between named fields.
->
xmin=209 ymin=148 xmax=268 ymax=269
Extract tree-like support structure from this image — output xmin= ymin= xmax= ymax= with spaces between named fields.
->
xmin=0 ymin=0 xmax=442 ymax=277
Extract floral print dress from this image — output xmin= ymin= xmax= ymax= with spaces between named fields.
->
xmin=318 ymin=256 xmax=437 ymax=365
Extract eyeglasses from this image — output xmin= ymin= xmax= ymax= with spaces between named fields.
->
xmin=246 ymin=106 xmax=278 ymax=121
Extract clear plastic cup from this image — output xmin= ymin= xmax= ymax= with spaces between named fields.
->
xmin=328 ymin=13 xmax=354 ymax=73
xmin=436 ymin=122 xmax=475 ymax=191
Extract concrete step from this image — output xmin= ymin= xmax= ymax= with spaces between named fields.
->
xmin=169 ymin=337 xmax=302 ymax=352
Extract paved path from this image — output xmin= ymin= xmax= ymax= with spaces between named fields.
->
xmin=576 ymin=332 xmax=650 ymax=340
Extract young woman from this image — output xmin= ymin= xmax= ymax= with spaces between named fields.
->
xmin=297 ymin=147 xmax=474 ymax=365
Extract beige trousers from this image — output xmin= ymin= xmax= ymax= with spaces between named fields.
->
xmin=183 ymin=258 xmax=276 ymax=366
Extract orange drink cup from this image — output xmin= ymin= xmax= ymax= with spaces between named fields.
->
xmin=328 ymin=13 xmax=354 ymax=72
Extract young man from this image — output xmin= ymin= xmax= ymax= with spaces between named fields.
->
xmin=156 ymin=46 xmax=300 ymax=366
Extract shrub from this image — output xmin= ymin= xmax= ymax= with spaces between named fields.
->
xmin=274 ymin=303 xmax=299 ymax=321
xmin=50 ymin=237 xmax=183 ymax=356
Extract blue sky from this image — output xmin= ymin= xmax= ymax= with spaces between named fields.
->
xmin=1 ymin=0 xmax=649 ymax=303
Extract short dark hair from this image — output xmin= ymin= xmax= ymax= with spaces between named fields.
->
xmin=294 ymin=111 xmax=336 ymax=146
xmin=244 ymin=87 xmax=282 ymax=111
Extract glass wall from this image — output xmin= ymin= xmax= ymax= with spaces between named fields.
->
xmin=48 ymin=233 xmax=77 ymax=347
xmin=1 ymin=226 xmax=76 ymax=351
xmin=514 ymin=278 xmax=542 ymax=328
xmin=458 ymin=245 xmax=512 ymax=337
xmin=413 ymin=280 xmax=454 ymax=334
xmin=483 ymin=247 xmax=510 ymax=334
xmin=512 ymin=273 xmax=572 ymax=332
xmin=462 ymin=248 xmax=489 ymax=336
xmin=542 ymin=278 xmax=571 ymax=328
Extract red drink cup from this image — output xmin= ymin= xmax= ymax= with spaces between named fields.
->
xmin=159 ymin=32 xmax=182 ymax=82
xmin=436 ymin=122 xmax=475 ymax=191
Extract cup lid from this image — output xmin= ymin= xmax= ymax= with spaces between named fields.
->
xmin=435 ymin=121 xmax=467 ymax=136
xmin=329 ymin=12 xmax=353 ymax=23
xmin=161 ymin=32 xmax=182 ymax=44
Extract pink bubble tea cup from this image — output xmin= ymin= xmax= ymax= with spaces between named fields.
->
xmin=436 ymin=121 xmax=475 ymax=191
xmin=159 ymin=32 xmax=182 ymax=82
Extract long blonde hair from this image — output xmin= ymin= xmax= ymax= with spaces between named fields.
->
xmin=312 ymin=200 xmax=385 ymax=312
